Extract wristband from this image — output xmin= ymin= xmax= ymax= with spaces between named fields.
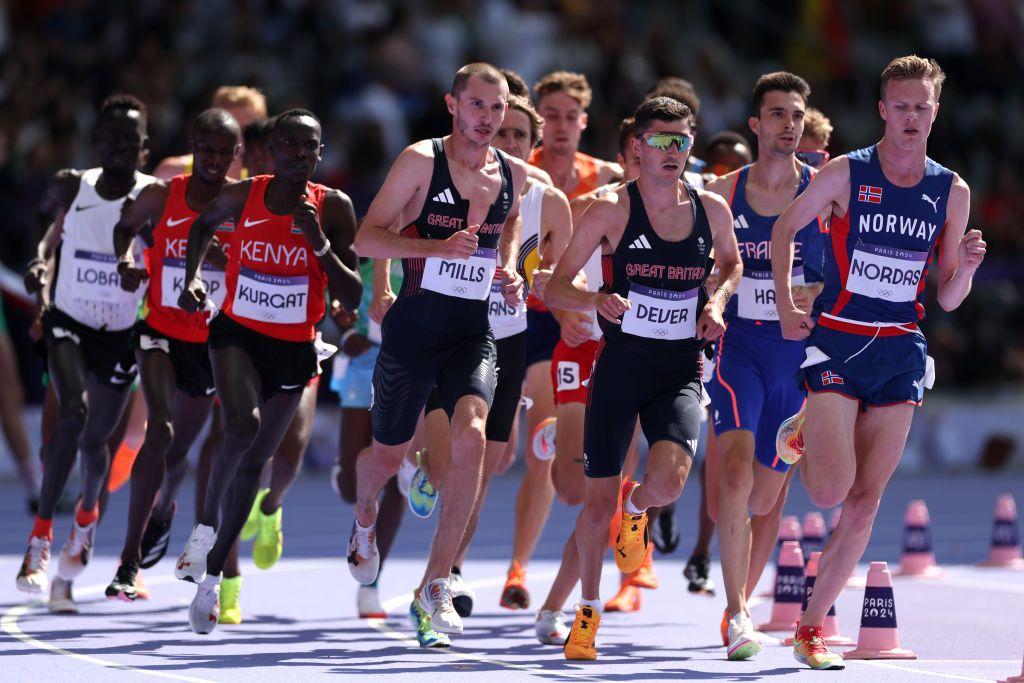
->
xmin=313 ymin=239 xmax=331 ymax=257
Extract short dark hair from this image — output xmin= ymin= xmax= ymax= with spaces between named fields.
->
xmin=192 ymin=108 xmax=241 ymax=140
xmin=500 ymin=69 xmax=530 ymax=99
xmin=751 ymin=71 xmax=810 ymax=116
xmin=451 ymin=62 xmax=505 ymax=98
xmin=274 ymin=108 xmax=320 ymax=129
xmin=633 ymin=96 xmax=694 ymax=134
xmin=243 ymin=119 xmax=271 ymax=149
xmin=99 ymin=94 xmax=147 ymax=126
xmin=704 ymin=131 xmax=751 ymax=158
xmin=507 ymin=95 xmax=544 ymax=145
xmin=617 ymin=117 xmax=637 ymax=155
xmin=645 ymin=76 xmax=701 ymax=116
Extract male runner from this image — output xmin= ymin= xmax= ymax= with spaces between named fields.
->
xmin=703 ymin=72 xmax=825 ymax=660
xmin=703 ymin=132 xmax=754 ymax=182
xmin=16 ymin=96 xmax=156 ymax=608
xmin=771 ymin=56 xmax=984 ymax=669
xmin=104 ymin=109 xmax=241 ymax=602
xmin=546 ymin=97 xmax=741 ymax=660
xmin=175 ymin=109 xmax=362 ymax=634
xmin=797 ymin=107 xmax=833 ymax=169
xmin=348 ymin=62 xmax=527 ymax=637
xmin=503 ymin=70 xmax=619 ymax=610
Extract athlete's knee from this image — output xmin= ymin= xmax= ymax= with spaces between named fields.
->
xmin=337 ymin=464 xmax=357 ymax=505
xmin=553 ymin=471 xmax=583 ymax=506
xmin=223 ymin=409 xmax=260 ymax=448
xmin=451 ymin=420 xmax=486 ymax=460
xmin=720 ymin=453 xmax=754 ymax=498
xmin=807 ymin=481 xmax=850 ymax=510
xmin=648 ymin=468 xmax=686 ymax=504
xmin=749 ymin=486 xmax=782 ymax=517
xmin=58 ymin=393 xmax=88 ymax=433
xmin=144 ymin=413 xmax=175 ymax=453
xmin=841 ymin=487 xmax=883 ymax=530
xmin=580 ymin=491 xmax=616 ymax=531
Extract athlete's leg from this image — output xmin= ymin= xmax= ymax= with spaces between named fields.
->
xmin=540 ymin=530 xmax=580 ymax=612
xmin=189 ymin=404 xmax=223 ymax=522
xmin=0 ymin=332 xmax=38 ymax=499
xmin=693 ymin=458 xmax=717 ymax=553
xmin=421 ymin=405 xmax=450 ymax=488
xmin=576 ymin=474 xmax=620 ymax=602
xmin=801 ymin=392 xmax=859 ymax=509
xmin=78 ymin=378 xmax=134 ymax=512
xmin=36 ymin=340 xmax=88 ymax=519
xmin=801 ymin=403 xmax=914 ymax=627
xmin=551 ymin=402 xmax=584 ymax=506
xmin=337 ymin=407 xmax=372 ymax=504
xmin=716 ymin=429 xmax=756 ymax=618
xmin=261 ymin=382 xmax=316 ymax=514
xmin=745 ymin=468 xmax=795 ymax=598
xmin=453 ymin=437 xmax=507 ymax=566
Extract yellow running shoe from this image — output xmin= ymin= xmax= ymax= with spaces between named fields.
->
xmin=253 ymin=506 xmax=283 ymax=570
xmin=614 ymin=480 xmax=648 ymax=574
xmin=793 ymin=625 xmax=845 ymax=670
xmin=627 ymin=544 xmax=658 ymax=589
xmin=241 ymin=489 xmax=269 ymax=542
xmin=218 ymin=576 xmax=242 ymax=625
xmin=564 ymin=604 xmax=601 ymax=660
xmin=776 ymin=407 xmax=806 ymax=466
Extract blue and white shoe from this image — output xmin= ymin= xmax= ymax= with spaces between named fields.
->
xmin=408 ymin=459 xmax=439 ymax=519
xmin=409 ymin=592 xmax=451 ymax=648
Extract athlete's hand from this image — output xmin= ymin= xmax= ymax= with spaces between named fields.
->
xmin=958 ymin=229 xmax=986 ymax=271
xmin=791 ymin=285 xmax=814 ymax=312
xmin=779 ymin=306 xmax=815 ymax=341
xmin=435 ymin=224 xmax=480 ymax=260
xmin=24 ymin=259 xmax=48 ymax=294
xmin=559 ymin=311 xmax=594 ymax=348
xmin=330 ymin=300 xmax=358 ymax=328
xmin=293 ymin=196 xmax=326 ymax=249
xmin=116 ymin=261 xmax=149 ymax=292
xmin=704 ymin=270 xmax=719 ymax=298
xmin=178 ymin=276 xmax=207 ymax=313
xmin=530 ymin=267 xmax=553 ymax=301
xmin=206 ymin=236 xmax=228 ymax=269
xmin=595 ymin=292 xmax=631 ymax=325
xmin=370 ymin=289 xmax=396 ymax=324
xmin=697 ymin=302 xmax=726 ymax=341
xmin=343 ymin=332 xmax=371 ymax=358
xmin=499 ymin=265 xmax=523 ymax=308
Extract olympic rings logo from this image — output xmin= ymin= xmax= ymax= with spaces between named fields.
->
xmin=653 ymin=328 xmax=668 ymax=337
xmin=453 ymin=286 xmax=468 ymax=295
xmin=877 ymin=289 xmax=893 ymax=298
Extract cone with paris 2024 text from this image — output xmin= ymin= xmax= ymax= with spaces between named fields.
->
xmin=896 ymin=499 xmax=943 ymax=577
xmin=843 ymin=561 xmax=916 ymax=660
xmin=760 ymin=516 xmax=803 ymax=597
xmin=978 ymin=494 xmax=1024 ymax=569
xmin=758 ymin=541 xmax=804 ymax=632
xmin=800 ymin=512 xmax=826 ymax=566
xmin=784 ymin=551 xmax=855 ymax=647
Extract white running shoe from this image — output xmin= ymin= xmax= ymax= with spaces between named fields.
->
xmin=357 ymin=585 xmax=386 ymax=618
xmin=450 ymin=569 xmax=475 ymax=618
xmin=189 ymin=576 xmax=221 ymax=634
xmin=397 ymin=455 xmax=418 ymax=498
xmin=531 ymin=417 xmax=557 ymax=461
xmin=57 ymin=520 xmax=96 ymax=581
xmin=48 ymin=577 xmax=77 ymax=614
xmin=535 ymin=609 xmax=570 ymax=645
xmin=16 ymin=536 xmax=50 ymax=594
xmin=346 ymin=520 xmax=380 ymax=585
xmin=175 ymin=524 xmax=217 ymax=583
xmin=418 ymin=577 xmax=463 ymax=635
xmin=330 ymin=463 xmax=341 ymax=496
xmin=726 ymin=611 xmax=762 ymax=661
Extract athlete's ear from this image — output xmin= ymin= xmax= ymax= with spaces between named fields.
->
xmin=318 ymin=143 xmax=325 ymax=161
xmin=878 ymin=100 xmax=886 ymax=122
xmin=579 ymin=111 xmax=588 ymax=131
xmin=631 ymin=134 xmax=642 ymax=160
xmin=747 ymin=115 xmax=759 ymax=137
xmin=445 ymin=92 xmax=457 ymax=117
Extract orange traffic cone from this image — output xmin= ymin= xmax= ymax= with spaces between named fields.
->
xmin=784 ymin=551 xmax=854 ymax=646
xmin=999 ymin=651 xmax=1024 ymax=683
xmin=843 ymin=561 xmax=916 ymax=660
xmin=761 ymin=515 xmax=803 ymax=597
xmin=758 ymin=540 xmax=804 ymax=632
xmin=979 ymin=494 xmax=1024 ymax=569
xmin=800 ymin=512 xmax=826 ymax=566
xmin=896 ymin=500 xmax=942 ymax=577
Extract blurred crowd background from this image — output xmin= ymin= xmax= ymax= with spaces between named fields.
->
xmin=1 ymin=0 xmax=1022 ymax=398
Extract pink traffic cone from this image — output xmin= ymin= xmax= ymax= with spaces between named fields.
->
xmin=843 ymin=561 xmax=916 ymax=660
xmin=999 ymin=650 xmax=1024 ymax=682
xmin=800 ymin=512 xmax=826 ymax=566
xmin=784 ymin=551 xmax=855 ymax=646
xmin=896 ymin=500 xmax=943 ymax=577
xmin=758 ymin=541 xmax=804 ymax=632
xmin=979 ymin=494 xmax=1024 ymax=569
xmin=760 ymin=515 xmax=803 ymax=597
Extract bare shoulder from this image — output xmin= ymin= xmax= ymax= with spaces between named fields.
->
xmin=503 ymin=153 xmax=529 ymax=192
xmin=541 ymin=182 xmax=569 ymax=207
xmin=950 ymin=172 xmax=970 ymax=198
xmin=695 ymin=186 xmax=732 ymax=223
xmin=583 ymin=184 xmax=629 ymax=224
xmin=527 ymin=164 xmax=553 ymax=186
xmin=153 ymin=155 xmax=190 ymax=181
xmin=596 ymin=157 xmax=624 ymax=182
xmin=704 ymin=168 xmax=741 ymax=198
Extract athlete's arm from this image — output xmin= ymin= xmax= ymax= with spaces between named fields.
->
xmin=698 ymin=190 xmax=741 ymax=341
xmin=153 ymin=155 xmax=189 ymax=182
xmin=547 ymin=192 xmax=629 ymax=322
xmin=369 ymin=258 xmax=395 ymax=324
xmin=354 ymin=143 xmax=478 ymax=260
xmin=772 ymin=156 xmax=849 ymax=340
xmin=595 ymin=159 xmax=624 ymax=187
xmin=26 ymin=170 xmax=80 ymax=295
xmin=934 ymin=176 xmax=983 ymax=312
xmin=303 ymin=189 xmax=363 ymax=312
xmin=541 ymin=190 xmax=599 ymax=346
xmin=179 ymin=180 xmax=249 ymax=312
xmin=497 ymin=159 xmax=528 ymax=307
xmin=112 ymin=182 xmax=168 ymax=292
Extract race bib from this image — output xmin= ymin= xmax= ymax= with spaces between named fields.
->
xmin=737 ymin=266 xmax=804 ymax=321
xmin=160 ymin=258 xmax=226 ymax=310
xmin=846 ymin=243 xmax=928 ymax=302
xmin=70 ymin=250 xmax=139 ymax=304
xmin=421 ymin=248 xmax=496 ymax=300
xmin=232 ymin=266 xmax=308 ymax=324
xmin=556 ymin=361 xmax=580 ymax=391
xmin=488 ymin=282 xmax=527 ymax=339
xmin=621 ymin=283 xmax=698 ymax=340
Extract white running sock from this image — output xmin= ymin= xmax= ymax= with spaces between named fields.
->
xmin=580 ymin=598 xmax=602 ymax=613
xmin=623 ymin=485 xmax=644 ymax=515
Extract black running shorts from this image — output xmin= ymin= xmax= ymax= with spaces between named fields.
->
xmin=207 ymin=314 xmax=317 ymax=401
xmin=136 ymin=319 xmax=216 ymax=398
xmin=583 ymin=338 xmax=704 ymax=478
xmin=42 ymin=306 xmax=137 ymax=389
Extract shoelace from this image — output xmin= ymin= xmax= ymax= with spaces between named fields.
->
xmin=507 ymin=561 xmax=526 ymax=584
xmin=354 ymin=526 xmax=375 ymax=557
xmin=620 ymin=516 xmax=645 ymax=544
xmin=26 ymin=539 xmax=49 ymax=570
xmin=800 ymin=629 xmax=830 ymax=655
xmin=430 ymin=581 xmax=455 ymax=610
xmin=569 ymin=611 xmax=595 ymax=646
xmin=187 ymin=528 xmax=211 ymax=553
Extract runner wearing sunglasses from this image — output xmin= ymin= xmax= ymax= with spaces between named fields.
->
xmin=545 ymin=96 xmax=741 ymax=661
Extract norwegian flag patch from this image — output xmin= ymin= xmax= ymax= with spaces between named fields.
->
xmin=821 ymin=370 xmax=845 ymax=386
xmin=858 ymin=184 xmax=883 ymax=204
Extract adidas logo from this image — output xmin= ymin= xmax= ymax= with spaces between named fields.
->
xmin=627 ymin=234 xmax=653 ymax=250
xmin=733 ymin=215 xmax=750 ymax=229
xmin=432 ymin=188 xmax=456 ymax=204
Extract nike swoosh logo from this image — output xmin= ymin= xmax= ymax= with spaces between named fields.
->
xmin=280 ymin=383 xmax=303 ymax=390
xmin=166 ymin=216 xmax=191 ymax=227
xmin=243 ymin=218 xmax=270 ymax=228
xmin=75 ymin=204 xmax=99 ymax=212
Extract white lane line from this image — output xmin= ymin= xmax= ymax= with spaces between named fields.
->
xmin=859 ymin=660 xmax=996 ymax=682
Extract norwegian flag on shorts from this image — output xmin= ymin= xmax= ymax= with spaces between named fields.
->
xmin=821 ymin=370 xmax=844 ymax=386
xmin=858 ymin=184 xmax=883 ymax=204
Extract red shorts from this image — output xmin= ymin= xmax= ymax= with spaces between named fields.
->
xmin=550 ymin=338 xmax=600 ymax=406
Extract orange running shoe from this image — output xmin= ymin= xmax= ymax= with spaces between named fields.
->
xmin=614 ymin=480 xmax=648 ymax=573
xmin=564 ymin=604 xmax=601 ymax=660
xmin=499 ymin=560 xmax=530 ymax=609
xmin=720 ymin=608 xmax=729 ymax=646
xmin=627 ymin=544 xmax=658 ymax=589
xmin=793 ymin=625 xmax=845 ymax=670
xmin=604 ymin=583 xmax=641 ymax=612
